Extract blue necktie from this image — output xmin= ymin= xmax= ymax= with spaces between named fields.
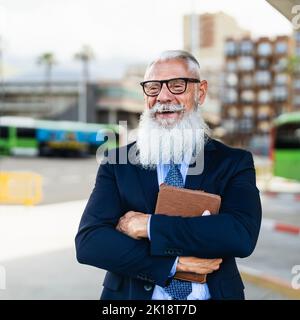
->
xmin=163 ymin=163 xmax=192 ymax=300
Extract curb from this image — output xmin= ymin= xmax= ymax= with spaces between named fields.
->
xmin=262 ymin=218 xmax=300 ymax=236
xmin=239 ymin=265 xmax=300 ymax=300
xmin=262 ymin=191 xmax=300 ymax=201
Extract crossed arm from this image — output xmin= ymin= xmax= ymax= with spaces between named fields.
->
xmin=116 ymin=210 xmax=222 ymax=275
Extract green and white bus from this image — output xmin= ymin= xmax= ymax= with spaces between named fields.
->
xmin=0 ymin=116 xmax=122 ymax=157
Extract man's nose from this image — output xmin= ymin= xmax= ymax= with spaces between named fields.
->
xmin=156 ymin=83 xmax=174 ymax=103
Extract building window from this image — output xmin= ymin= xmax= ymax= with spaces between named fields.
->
xmin=293 ymin=94 xmax=300 ymax=106
xmin=258 ymin=90 xmax=271 ymax=103
xmin=275 ymin=41 xmax=288 ymax=54
xmin=274 ymin=73 xmax=288 ymax=86
xmin=239 ymin=118 xmax=253 ymax=133
xmin=293 ymin=79 xmax=300 ymax=90
xmin=226 ymin=60 xmax=237 ymax=72
xmin=238 ymin=56 xmax=255 ymax=71
xmin=257 ymin=121 xmax=271 ymax=133
xmin=257 ymin=58 xmax=270 ymax=69
xmin=225 ymin=41 xmax=238 ymax=56
xmin=241 ymin=74 xmax=253 ymax=87
xmin=224 ymin=89 xmax=238 ymax=104
xmin=242 ymin=106 xmax=255 ymax=118
xmin=241 ymin=90 xmax=255 ymax=103
xmin=273 ymin=86 xmax=288 ymax=102
xmin=240 ymin=40 xmax=254 ymax=55
xmin=227 ymin=106 xmax=239 ymax=118
xmin=223 ymin=119 xmax=238 ymax=133
xmin=257 ymin=42 xmax=273 ymax=56
xmin=225 ymin=73 xmax=238 ymax=87
xmin=255 ymin=71 xmax=272 ymax=86
xmin=257 ymin=105 xmax=272 ymax=120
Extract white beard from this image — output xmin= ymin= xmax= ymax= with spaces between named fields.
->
xmin=136 ymin=104 xmax=210 ymax=169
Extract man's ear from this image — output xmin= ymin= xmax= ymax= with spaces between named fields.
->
xmin=198 ymin=80 xmax=208 ymax=105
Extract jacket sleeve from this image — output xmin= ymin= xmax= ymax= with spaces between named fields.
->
xmin=149 ymin=151 xmax=262 ymax=259
xmin=75 ymin=161 xmax=176 ymax=286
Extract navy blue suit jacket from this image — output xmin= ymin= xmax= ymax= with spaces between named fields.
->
xmin=75 ymin=139 xmax=262 ymax=300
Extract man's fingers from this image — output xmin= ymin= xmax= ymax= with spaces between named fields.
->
xmin=124 ymin=211 xmax=138 ymax=218
xmin=178 ymin=263 xmax=217 ymax=274
xmin=179 ymin=257 xmax=222 ymax=266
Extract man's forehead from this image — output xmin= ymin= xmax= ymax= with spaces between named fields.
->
xmin=144 ymin=59 xmax=191 ymax=80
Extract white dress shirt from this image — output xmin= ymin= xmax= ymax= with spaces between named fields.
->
xmin=147 ymin=162 xmax=211 ymax=300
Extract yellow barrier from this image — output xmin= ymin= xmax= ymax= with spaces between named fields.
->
xmin=0 ymin=171 xmax=43 ymax=205
xmin=255 ymin=164 xmax=273 ymax=178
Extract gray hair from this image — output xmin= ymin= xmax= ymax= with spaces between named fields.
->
xmin=145 ymin=50 xmax=201 ymax=79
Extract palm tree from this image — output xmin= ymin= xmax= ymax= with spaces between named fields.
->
xmin=37 ymin=52 xmax=57 ymax=86
xmin=37 ymin=52 xmax=57 ymax=115
xmin=74 ymin=45 xmax=95 ymax=83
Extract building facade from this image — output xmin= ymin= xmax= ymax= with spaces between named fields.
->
xmin=183 ymin=12 xmax=250 ymax=134
xmin=222 ymin=35 xmax=294 ymax=152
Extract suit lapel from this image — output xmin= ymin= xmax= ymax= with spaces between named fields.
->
xmin=185 ymin=139 xmax=217 ymax=191
xmin=134 ymin=165 xmax=159 ymax=214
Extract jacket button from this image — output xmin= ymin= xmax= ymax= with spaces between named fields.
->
xmin=144 ymin=284 xmax=153 ymax=291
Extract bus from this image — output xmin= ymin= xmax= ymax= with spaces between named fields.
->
xmin=272 ymin=112 xmax=300 ymax=181
xmin=0 ymin=116 xmax=122 ymax=157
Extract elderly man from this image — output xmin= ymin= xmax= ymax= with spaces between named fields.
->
xmin=75 ymin=50 xmax=261 ymax=300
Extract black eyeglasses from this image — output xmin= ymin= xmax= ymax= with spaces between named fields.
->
xmin=140 ymin=77 xmax=201 ymax=97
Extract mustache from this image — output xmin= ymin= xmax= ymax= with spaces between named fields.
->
xmin=149 ymin=103 xmax=185 ymax=115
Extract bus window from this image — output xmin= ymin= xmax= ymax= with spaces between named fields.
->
xmin=16 ymin=128 xmax=36 ymax=138
xmin=0 ymin=126 xmax=9 ymax=139
xmin=275 ymin=123 xmax=300 ymax=149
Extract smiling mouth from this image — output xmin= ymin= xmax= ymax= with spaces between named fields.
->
xmin=155 ymin=109 xmax=184 ymax=114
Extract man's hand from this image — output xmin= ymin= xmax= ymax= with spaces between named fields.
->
xmin=116 ymin=211 xmax=150 ymax=240
xmin=176 ymin=257 xmax=222 ymax=275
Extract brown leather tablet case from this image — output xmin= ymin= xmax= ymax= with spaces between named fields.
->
xmin=155 ymin=183 xmax=221 ymax=283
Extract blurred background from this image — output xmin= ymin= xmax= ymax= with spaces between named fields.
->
xmin=0 ymin=0 xmax=300 ymax=300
